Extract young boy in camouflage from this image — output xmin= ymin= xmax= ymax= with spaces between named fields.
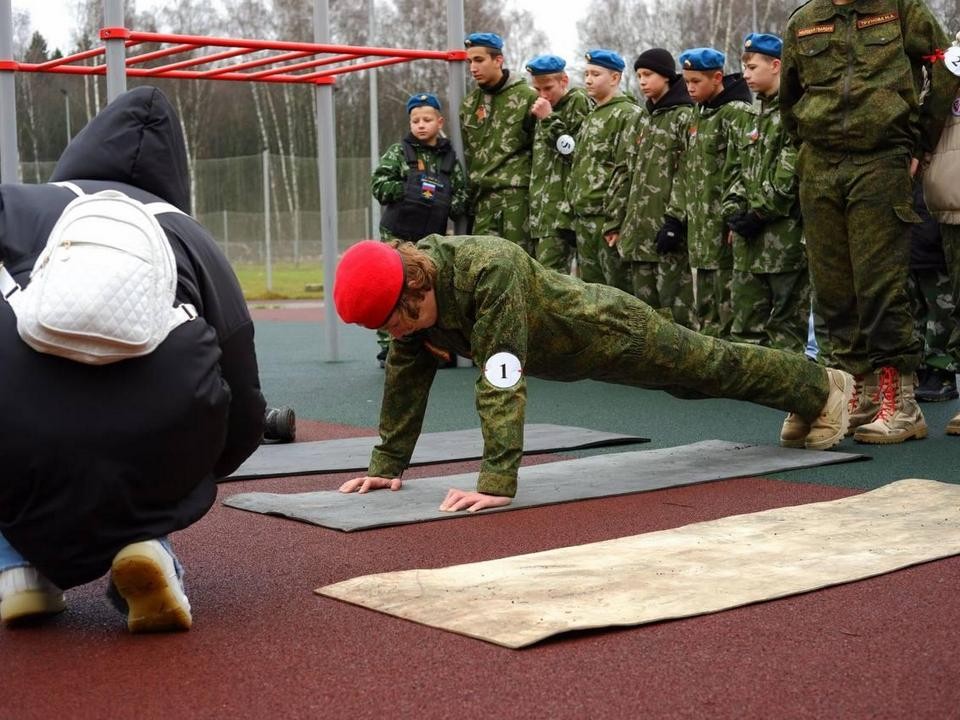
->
xmin=526 ymin=54 xmax=591 ymax=274
xmin=781 ymin=0 xmax=959 ymax=444
xmin=370 ymin=92 xmax=467 ymax=366
xmin=459 ymin=32 xmax=538 ymax=256
xmin=568 ymin=49 xmax=639 ymax=291
xmin=331 ymin=237 xmax=853 ymax=512
xmin=721 ymin=34 xmax=809 ymax=353
xmin=619 ymin=48 xmax=696 ymax=328
xmin=664 ymin=48 xmax=752 ymax=338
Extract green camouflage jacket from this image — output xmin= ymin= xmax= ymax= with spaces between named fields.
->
xmin=529 ymin=87 xmax=592 ymax=239
xmin=666 ymin=75 xmax=753 ymax=269
xmin=619 ymin=82 xmax=694 ymax=261
xmin=721 ymin=91 xmax=807 ymax=274
xmin=368 ymin=234 xmax=654 ymax=498
xmin=370 ymin=136 xmax=468 ymax=222
xmin=567 ymin=93 xmax=640 ymax=234
xmin=782 ymin=0 xmax=958 ymax=158
xmin=459 ymin=71 xmax=538 ymax=208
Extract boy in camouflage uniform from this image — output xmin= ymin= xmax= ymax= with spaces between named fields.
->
xmin=526 ymin=54 xmax=591 ymax=274
xmin=619 ymin=48 xmax=696 ymax=328
xmin=664 ymin=48 xmax=753 ymax=338
xmin=568 ymin=49 xmax=638 ymax=291
xmin=722 ymin=34 xmax=809 ymax=352
xmin=370 ymin=92 xmax=467 ymax=366
xmin=781 ymin=0 xmax=958 ymax=444
xmin=459 ymin=32 xmax=538 ymax=256
xmin=331 ymin=237 xmax=853 ymax=512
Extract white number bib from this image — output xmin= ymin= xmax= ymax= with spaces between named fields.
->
xmin=556 ymin=135 xmax=575 ymax=155
xmin=483 ymin=352 xmax=523 ymax=389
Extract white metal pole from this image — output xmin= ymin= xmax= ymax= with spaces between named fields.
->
xmin=315 ymin=0 xmax=340 ymax=361
xmin=222 ymin=208 xmax=229 ymax=261
xmin=368 ymin=0 xmax=380 ymax=240
xmin=62 ymin=89 xmax=71 ymax=145
xmin=0 ymin=0 xmax=20 ymax=183
xmin=104 ymin=0 xmax=126 ymax=101
xmin=263 ymin=149 xmax=273 ymax=292
xmin=446 ymin=0 xmax=466 ymax=233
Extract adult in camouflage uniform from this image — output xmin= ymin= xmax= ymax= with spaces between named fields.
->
xmin=459 ymin=33 xmax=538 ymax=255
xmin=665 ymin=48 xmax=753 ymax=338
xmin=721 ymin=34 xmax=809 ymax=353
xmin=525 ymin=55 xmax=591 ymax=273
xmin=331 ymin=237 xmax=853 ymax=511
xmin=781 ymin=0 xmax=959 ymax=444
xmin=568 ymin=49 xmax=638 ymax=291
xmin=619 ymin=48 xmax=696 ymax=328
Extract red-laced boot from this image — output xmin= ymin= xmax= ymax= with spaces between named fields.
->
xmin=853 ymin=367 xmax=927 ymax=444
xmin=846 ymin=372 xmax=880 ymax=436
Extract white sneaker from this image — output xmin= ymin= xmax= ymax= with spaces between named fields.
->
xmin=0 ymin=566 xmax=66 ymax=624
xmin=110 ymin=540 xmax=192 ymax=633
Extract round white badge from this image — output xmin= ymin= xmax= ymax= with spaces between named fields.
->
xmin=945 ymin=46 xmax=960 ymax=77
xmin=953 ymin=97 xmax=960 ymax=117
xmin=483 ymin=352 xmax=523 ymax=389
xmin=556 ymin=134 xmax=575 ymax=155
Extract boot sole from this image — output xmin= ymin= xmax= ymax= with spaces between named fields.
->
xmin=111 ymin=549 xmax=191 ymax=633
xmin=853 ymin=424 xmax=929 ymax=445
xmin=780 ymin=438 xmax=807 ymax=449
xmin=948 ymin=427 xmax=960 ymax=436
xmin=0 ymin=591 xmax=66 ymax=625
xmin=805 ymin=371 xmax=853 ymax=451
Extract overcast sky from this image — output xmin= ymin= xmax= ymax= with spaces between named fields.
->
xmin=11 ymin=0 xmax=584 ymax=64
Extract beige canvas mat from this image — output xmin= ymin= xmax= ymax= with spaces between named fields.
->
xmin=317 ymin=478 xmax=960 ymax=648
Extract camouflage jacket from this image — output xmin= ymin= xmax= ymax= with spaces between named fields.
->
xmin=459 ymin=71 xmax=538 ymax=208
xmin=368 ymin=234 xmax=655 ymax=498
xmin=619 ymin=81 xmax=694 ymax=261
xmin=529 ymin=87 xmax=592 ymax=238
xmin=782 ymin=0 xmax=958 ymax=158
xmin=371 ymin=135 xmax=468 ymax=222
xmin=721 ymin=91 xmax=807 ymax=274
xmin=666 ymin=75 xmax=753 ymax=269
xmin=568 ymin=93 xmax=640 ymax=234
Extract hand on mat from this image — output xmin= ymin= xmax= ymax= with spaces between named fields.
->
xmin=439 ymin=489 xmax=512 ymax=513
xmin=339 ymin=476 xmax=402 ymax=494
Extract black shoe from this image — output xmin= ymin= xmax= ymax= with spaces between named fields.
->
xmin=915 ymin=368 xmax=958 ymax=403
xmin=263 ymin=406 xmax=296 ymax=442
xmin=376 ymin=348 xmax=388 ymax=369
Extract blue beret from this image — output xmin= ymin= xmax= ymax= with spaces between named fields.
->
xmin=584 ymin=48 xmax=625 ymax=73
xmin=743 ymin=33 xmax=782 ymax=58
xmin=525 ymin=54 xmax=566 ymax=75
xmin=406 ymin=93 xmax=441 ymax=114
xmin=464 ymin=32 xmax=503 ymax=51
xmin=679 ymin=48 xmax=725 ymax=71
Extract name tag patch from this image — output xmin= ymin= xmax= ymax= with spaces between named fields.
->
xmin=857 ymin=13 xmax=898 ymax=30
xmin=797 ymin=24 xmax=835 ymax=38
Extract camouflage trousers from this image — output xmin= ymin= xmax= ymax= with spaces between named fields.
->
xmin=573 ymin=214 xmax=629 ymax=291
xmin=694 ymin=266 xmax=733 ymax=338
xmin=908 ymin=266 xmax=956 ymax=371
xmin=625 ymin=258 xmax=697 ymax=329
xmin=471 ymin=188 xmax=534 ymax=256
xmin=730 ymin=268 xmax=811 ymax=353
xmin=941 ymin=223 xmax=960 ymax=370
xmin=799 ymin=149 xmax=921 ymax=374
xmin=535 ymin=231 xmax=577 ymax=274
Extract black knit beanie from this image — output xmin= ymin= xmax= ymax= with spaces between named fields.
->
xmin=633 ymin=48 xmax=677 ymax=79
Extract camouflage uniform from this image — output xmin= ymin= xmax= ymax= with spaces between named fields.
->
xmin=619 ymin=81 xmax=696 ymax=328
xmin=722 ymin=90 xmax=809 ymax=352
xmin=369 ymin=235 xmax=831 ymax=497
xmin=568 ymin=93 xmax=639 ymax=291
xmin=460 ymin=71 xmax=538 ymax=255
xmin=944 ymin=225 xmax=960 ymax=372
xmin=781 ymin=0 xmax=957 ymax=376
xmin=667 ymin=76 xmax=753 ymax=337
xmin=529 ymin=87 xmax=591 ymax=273
xmin=371 ymin=136 xmax=468 ymax=240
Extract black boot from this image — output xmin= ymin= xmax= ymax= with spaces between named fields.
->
xmin=263 ymin=406 xmax=296 ymax=443
xmin=915 ymin=368 xmax=958 ymax=403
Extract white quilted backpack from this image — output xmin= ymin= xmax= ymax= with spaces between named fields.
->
xmin=0 ymin=182 xmax=196 ymax=365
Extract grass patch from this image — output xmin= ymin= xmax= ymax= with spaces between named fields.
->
xmin=233 ymin=263 xmax=325 ymax=300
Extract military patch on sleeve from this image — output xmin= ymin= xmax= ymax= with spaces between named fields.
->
xmin=483 ymin=352 xmax=523 ymax=389
xmin=856 ymin=13 xmax=898 ymax=30
xmin=797 ymin=23 xmax=835 ymax=38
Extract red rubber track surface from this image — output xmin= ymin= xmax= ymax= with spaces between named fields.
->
xmin=2 ymin=420 xmax=958 ymax=719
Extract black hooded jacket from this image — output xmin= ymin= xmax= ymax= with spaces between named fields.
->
xmin=704 ymin=73 xmax=754 ymax=110
xmin=0 ymin=86 xmax=265 ymax=588
xmin=646 ymin=76 xmax=694 ymax=115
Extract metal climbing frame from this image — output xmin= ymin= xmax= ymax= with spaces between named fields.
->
xmin=0 ymin=0 xmax=467 ymax=362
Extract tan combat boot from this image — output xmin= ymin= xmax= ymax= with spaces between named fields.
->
xmin=846 ymin=372 xmax=881 ymax=436
xmin=804 ymin=367 xmax=854 ymax=450
xmin=780 ymin=413 xmax=810 ymax=449
xmin=947 ymin=409 xmax=960 ymax=436
xmin=853 ymin=367 xmax=928 ymax=444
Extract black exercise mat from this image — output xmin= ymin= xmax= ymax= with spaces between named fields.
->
xmin=223 ymin=440 xmax=868 ymax=531
xmin=224 ymin=424 xmax=648 ymax=481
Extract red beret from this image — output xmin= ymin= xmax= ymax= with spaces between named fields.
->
xmin=333 ymin=241 xmax=405 ymax=329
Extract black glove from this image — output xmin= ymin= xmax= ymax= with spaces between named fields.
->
xmin=726 ymin=210 xmax=766 ymax=240
xmin=655 ymin=216 xmax=685 ymax=254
